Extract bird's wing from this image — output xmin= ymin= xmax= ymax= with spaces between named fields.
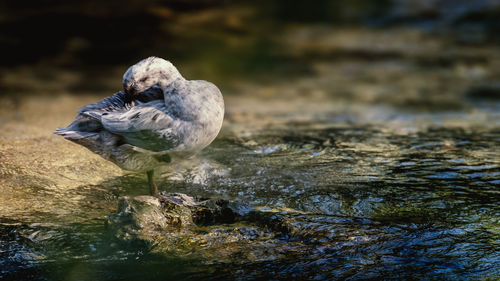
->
xmin=100 ymin=100 xmax=184 ymax=152
xmin=54 ymin=115 xmax=103 ymax=134
xmin=100 ymin=100 xmax=174 ymax=132
xmin=77 ymin=86 xmax=163 ymax=115
xmin=77 ymin=91 xmax=129 ymax=114
xmin=76 ymin=85 xmax=164 ymax=121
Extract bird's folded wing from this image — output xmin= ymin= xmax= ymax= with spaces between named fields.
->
xmin=100 ymin=100 xmax=174 ymax=131
xmin=100 ymin=100 xmax=182 ymax=151
xmin=77 ymin=91 xmax=128 ymax=114
xmin=77 ymin=86 xmax=164 ymax=121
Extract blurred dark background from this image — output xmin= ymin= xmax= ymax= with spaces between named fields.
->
xmin=1 ymin=0 xmax=500 ymax=109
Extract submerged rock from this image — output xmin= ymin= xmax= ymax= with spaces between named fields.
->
xmin=106 ymin=193 xmax=384 ymax=261
xmin=106 ymin=193 xmax=256 ymax=245
xmin=105 ymin=193 xmax=324 ymax=251
xmin=108 ymin=193 xmax=253 ymax=226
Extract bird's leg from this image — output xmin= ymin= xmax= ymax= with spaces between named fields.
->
xmin=147 ymin=170 xmax=158 ymax=197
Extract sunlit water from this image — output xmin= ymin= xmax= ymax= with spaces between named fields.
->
xmin=1 ymin=94 xmax=498 ymax=280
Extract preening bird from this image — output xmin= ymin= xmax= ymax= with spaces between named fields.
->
xmin=55 ymin=57 xmax=224 ymax=196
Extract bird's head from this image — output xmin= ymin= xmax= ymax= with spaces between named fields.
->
xmin=123 ymin=56 xmax=183 ymax=97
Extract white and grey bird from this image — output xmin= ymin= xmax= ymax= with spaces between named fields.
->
xmin=54 ymin=57 xmax=224 ymax=196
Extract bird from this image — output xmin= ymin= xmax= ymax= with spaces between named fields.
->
xmin=54 ymin=57 xmax=225 ymax=197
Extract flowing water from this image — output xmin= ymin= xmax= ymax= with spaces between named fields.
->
xmin=1 ymin=2 xmax=500 ymax=279
xmin=1 ymin=92 xmax=498 ymax=280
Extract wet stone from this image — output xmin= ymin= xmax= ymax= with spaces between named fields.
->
xmin=106 ymin=193 xmax=257 ymax=243
xmin=105 ymin=193 xmax=327 ymax=248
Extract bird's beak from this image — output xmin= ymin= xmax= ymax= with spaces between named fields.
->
xmin=125 ymin=82 xmax=139 ymax=96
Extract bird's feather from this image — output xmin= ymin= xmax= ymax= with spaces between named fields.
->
xmin=77 ymin=91 xmax=129 ymax=114
xmin=77 ymin=86 xmax=163 ymax=117
xmin=100 ymin=100 xmax=183 ymax=152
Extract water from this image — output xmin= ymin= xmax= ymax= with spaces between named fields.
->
xmin=1 ymin=1 xmax=500 ymax=279
xmin=1 ymin=94 xmax=498 ymax=280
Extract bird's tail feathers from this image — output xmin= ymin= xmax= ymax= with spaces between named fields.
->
xmin=54 ymin=128 xmax=96 ymax=140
